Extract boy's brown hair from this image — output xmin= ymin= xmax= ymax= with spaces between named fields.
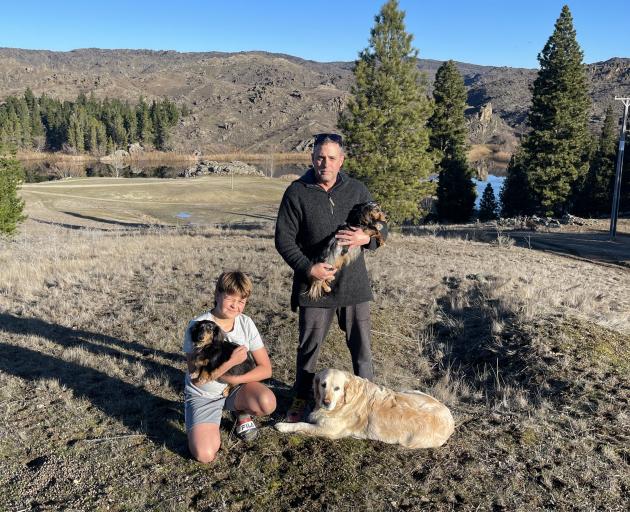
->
xmin=214 ymin=271 xmax=253 ymax=300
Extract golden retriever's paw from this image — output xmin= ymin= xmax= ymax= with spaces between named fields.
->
xmin=274 ymin=422 xmax=296 ymax=433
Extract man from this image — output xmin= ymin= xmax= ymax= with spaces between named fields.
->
xmin=274 ymin=133 xmax=388 ymax=422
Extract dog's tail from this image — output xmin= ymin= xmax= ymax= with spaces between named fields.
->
xmin=308 ymin=281 xmax=324 ymax=300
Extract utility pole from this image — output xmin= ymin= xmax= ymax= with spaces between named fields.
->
xmin=609 ymin=97 xmax=630 ymax=240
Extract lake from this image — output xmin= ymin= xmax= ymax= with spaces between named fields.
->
xmin=21 ymin=160 xmax=310 ymax=182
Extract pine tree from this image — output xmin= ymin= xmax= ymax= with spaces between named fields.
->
xmin=478 ymin=183 xmax=499 ymax=221
xmin=136 ymin=97 xmax=154 ymax=146
xmin=87 ymin=117 xmax=99 ymax=154
xmin=522 ymin=5 xmax=591 ymax=216
xmin=152 ymin=102 xmax=169 ymax=150
xmin=0 ymin=143 xmax=26 ymax=235
xmin=338 ymin=0 xmax=434 ymax=224
xmin=429 ymin=61 xmax=468 ymax=158
xmin=17 ymin=99 xmax=32 ymax=149
xmin=30 ymin=101 xmax=46 ymax=150
xmin=500 ymin=151 xmax=533 ymax=217
xmin=429 ymin=60 xmax=476 ymax=222
xmin=111 ymin=112 xmax=128 ymax=148
xmin=122 ymin=103 xmax=138 ymax=143
xmin=67 ymin=111 xmax=85 ymax=152
xmin=96 ymin=121 xmax=108 ymax=155
xmin=106 ymin=136 xmax=115 ymax=154
xmin=576 ymin=105 xmax=619 ymax=216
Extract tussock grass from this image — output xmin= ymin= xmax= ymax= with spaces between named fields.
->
xmin=1 ymin=218 xmax=629 ymax=510
xmin=16 ymin=151 xmax=98 ymax=162
xmin=199 ymin=152 xmax=311 ymax=163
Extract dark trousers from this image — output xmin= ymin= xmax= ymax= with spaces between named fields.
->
xmin=294 ymin=302 xmax=374 ymax=398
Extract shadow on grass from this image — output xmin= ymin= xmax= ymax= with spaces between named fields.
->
xmin=61 ymin=211 xmax=154 ymax=228
xmin=0 ymin=313 xmax=188 ymax=456
xmin=432 ymin=276 xmax=567 ymax=398
xmin=31 ymin=218 xmax=116 ymax=232
xmin=0 ymin=312 xmax=182 ymax=366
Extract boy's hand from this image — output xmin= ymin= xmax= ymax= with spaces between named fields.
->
xmin=228 ymin=345 xmax=248 ymax=367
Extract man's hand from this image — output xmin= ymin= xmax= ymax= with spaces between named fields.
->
xmin=336 ymin=226 xmax=370 ymax=248
xmin=228 ymin=345 xmax=248 ymax=367
xmin=310 ymin=262 xmax=337 ymax=281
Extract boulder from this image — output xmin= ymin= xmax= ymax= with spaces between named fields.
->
xmin=101 ymin=149 xmax=130 ymax=163
xmin=128 ymin=143 xmax=144 ymax=155
xmin=294 ymin=139 xmax=314 ymax=152
xmin=178 ymin=160 xmax=264 ymax=178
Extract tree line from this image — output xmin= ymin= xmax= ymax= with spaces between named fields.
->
xmin=0 ymin=89 xmax=186 ymax=154
xmin=339 ymin=1 xmax=627 ymax=224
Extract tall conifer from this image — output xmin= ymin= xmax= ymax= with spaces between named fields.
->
xmin=429 ymin=60 xmax=476 ymax=222
xmin=478 ymin=183 xmax=499 ymax=221
xmin=500 ymin=151 xmax=533 ymax=217
xmin=0 ymin=143 xmax=26 ymax=235
xmin=338 ymin=0 xmax=434 ymax=224
xmin=576 ymin=105 xmax=618 ymax=216
xmin=522 ymin=5 xmax=591 ymax=216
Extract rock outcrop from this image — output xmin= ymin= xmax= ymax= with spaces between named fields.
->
xmin=179 ymin=160 xmax=264 ymax=178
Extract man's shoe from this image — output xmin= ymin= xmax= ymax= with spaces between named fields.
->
xmin=286 ymin=397 xmax=310 ymax=423
xmin=233 ymin=413 xmax=258 ymax=441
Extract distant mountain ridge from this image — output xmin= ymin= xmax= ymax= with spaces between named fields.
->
xmin=0 ymin=48 xmax=628 ymax=154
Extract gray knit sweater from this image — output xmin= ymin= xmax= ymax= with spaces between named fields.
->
xmin=274 ymin=169 xmax=388 ymax=311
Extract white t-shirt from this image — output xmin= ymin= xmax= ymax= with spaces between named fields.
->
xmin=183 ymin=311 xmax=264 ymax=398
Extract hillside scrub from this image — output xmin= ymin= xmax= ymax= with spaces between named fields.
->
xmin=0 ymin=216 xmax=628 ymax=510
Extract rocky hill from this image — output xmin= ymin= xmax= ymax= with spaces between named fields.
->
xmin=0 ymin=48 xmax=628 ymax=155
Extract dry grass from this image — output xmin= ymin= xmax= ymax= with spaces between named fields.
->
xmin=20 ymin=175 xmax=289 ymax=226
xmin=1 ymin=209 xmax=629 ymax=510
xmin=199 ymin=152 xmax=311 ymax=163
xmin=17 ymin=150 xmax=310 ymax=165
xmin=16 ymin=151 xmax=98 ymax=163
xmin=468 ymin=144 xmax=512 ymax=170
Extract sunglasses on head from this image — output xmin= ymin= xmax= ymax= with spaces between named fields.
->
xmin=313 ymin=133 xmax=343 ymax=147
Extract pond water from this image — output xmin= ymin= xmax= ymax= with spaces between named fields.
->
xmin=473 ymin=174 xmax=505 ymax=207
xmin=22 ymin=160 xmax=309 ymax=182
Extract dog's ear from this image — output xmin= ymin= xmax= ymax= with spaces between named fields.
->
xmin=212 ymin=323 xmax=225 ymax=343
xmin=190 ymin=321 xmax=201 ymax=344
xmin=342 ymin=374 xmax=359 ymax=406
xmin=313 ymin=376 xmax=321 ymax=406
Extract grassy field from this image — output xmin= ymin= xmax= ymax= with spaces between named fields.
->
xmin=1 ymin=180 xmax=629 ymax=511
xmin=20 ymin=176 xmax=289 ymax=226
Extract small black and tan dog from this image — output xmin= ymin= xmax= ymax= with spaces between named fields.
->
xmin=308 ymin=201 xmax=386 ymax=300
xmin=189 ymin=320 xmax=256 ymax=389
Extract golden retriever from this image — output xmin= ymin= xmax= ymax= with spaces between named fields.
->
xmin=275 ymin=369 xmax=454 ymax=449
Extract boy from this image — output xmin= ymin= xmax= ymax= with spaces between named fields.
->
xmin=183 ymin=271 xmax=276 ymax=463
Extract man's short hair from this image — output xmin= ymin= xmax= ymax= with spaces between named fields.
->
xmin=215 ymin=271 xmax=253 ymax=299
xmin=313 ymin=133 xmax=344 ymax=154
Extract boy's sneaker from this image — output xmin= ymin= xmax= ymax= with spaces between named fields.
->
xmin=233 ymin=413 xmax=258 ymax=441
xmin=286 ymin=397 xmax=310 ymax=423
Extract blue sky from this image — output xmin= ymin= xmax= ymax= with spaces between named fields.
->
xmin=0 ymin=1 xmax=626 ymax=68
